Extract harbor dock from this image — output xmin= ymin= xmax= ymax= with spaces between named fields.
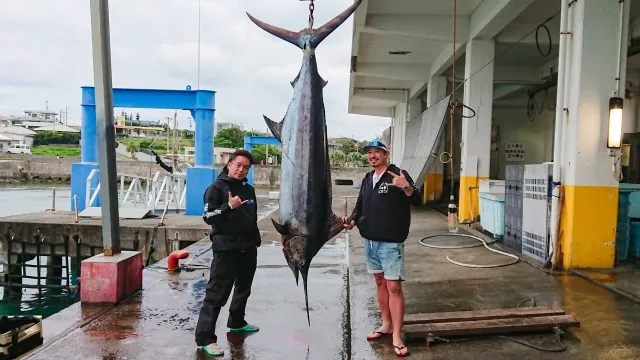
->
xmin=20 ymin=189 xmax=640 ymax=360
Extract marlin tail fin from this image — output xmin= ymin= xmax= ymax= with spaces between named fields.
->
xmin=246 ymin=0 xmax=363 ymax=50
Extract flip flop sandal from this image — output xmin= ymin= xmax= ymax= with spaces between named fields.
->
xmin=200 ymin=344 xmax=224 ymax=357
xmin=394 ymin=345 xmax=410 ymax=357
xmin=229 ymin=324 xmax=260 ymax=333
xmin=366 ymin=330 xmax=392 ymax=340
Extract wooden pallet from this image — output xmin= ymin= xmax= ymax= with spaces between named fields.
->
xmin=403 ymin=306 xmax=580 ymax=340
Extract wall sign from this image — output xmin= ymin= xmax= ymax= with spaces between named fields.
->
xmin=505 ymin=142 xmax=524 ymax=161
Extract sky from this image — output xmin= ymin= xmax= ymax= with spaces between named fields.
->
xmin=0 ymin=0 xmax=391 ymax=141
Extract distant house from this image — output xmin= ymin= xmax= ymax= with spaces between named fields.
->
xmin=328 ymin=141 xmax=341 ymax=156
xmin=114 ymin=115 xmax=165 ymax=138
xmin=0 ymin=133 xmax=11 ymax=153
xmin=0 ymin=126 xmax=37 ymax=146
xmin=33 ymin=124 xmax=80 ymax=133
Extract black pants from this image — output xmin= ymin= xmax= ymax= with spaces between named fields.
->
xmin=195 ymin=247 xmax=258 ymax=346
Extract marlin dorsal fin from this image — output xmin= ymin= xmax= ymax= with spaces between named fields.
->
xmin=264 ymin=115 xmax=283 ymax=142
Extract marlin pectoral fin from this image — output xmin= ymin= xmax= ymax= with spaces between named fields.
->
xmin=264 ymin=115 xmax=283 ymax=142
xmin=271 ymin=218 xmax=290 ymax=236
xmin=328 ymin=212 xmax=345 ymax=240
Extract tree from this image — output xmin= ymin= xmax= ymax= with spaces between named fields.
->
xmin=347 ymin=151 xmax=367 ymax=167
xmin=214 ymin=127 xmax=245 ymax=148
xmin=330 ymin=149 xmax=346 ymax=166
xmin=126 ymin=142 xmax=139 ymax=159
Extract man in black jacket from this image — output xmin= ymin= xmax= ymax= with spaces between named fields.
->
xmin=195 ymin=149 xmax=261 ymax=357
xmin=343 ymin=140 xmax=421 ymax=357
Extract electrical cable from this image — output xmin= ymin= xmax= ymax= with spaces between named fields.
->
xmin=536 ymin=24 xmax=552 ymax=57
xmin=419 ymin=233 xmax=519 ymax=268
xmin=445 ymin=10 xmax=562 ymax=104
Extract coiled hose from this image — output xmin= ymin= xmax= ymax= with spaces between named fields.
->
xmin=418 ymin=233 xmax=519 ymax=268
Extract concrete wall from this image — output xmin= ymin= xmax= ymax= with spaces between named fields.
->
xmin=252 ymin=165 xmax=370 ymax=188
xmin=0 ymin=158 xmax=371 ymax=187
xmin=491 ymin=106 xmax=555 ymax=179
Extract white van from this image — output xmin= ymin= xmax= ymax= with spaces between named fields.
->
xmin=8 ymin=144 xmax=31 ymax=154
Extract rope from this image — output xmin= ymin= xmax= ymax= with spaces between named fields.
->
xmin=449 ymin=0 xmax=457 ymax=194
xmin=419 ymin=233 xmax=520 ymax=268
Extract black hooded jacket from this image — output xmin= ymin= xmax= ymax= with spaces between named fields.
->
xmin=202 ymin=171 xmax=261 ymax=251
xmin=349 ymin=164 xmax=422 ymax=243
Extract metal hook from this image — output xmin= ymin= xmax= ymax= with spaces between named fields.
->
xmin=308 ymin=0 xmax=315 ymax=29
xmin=448 ymin=99 xmax=477 ymax=119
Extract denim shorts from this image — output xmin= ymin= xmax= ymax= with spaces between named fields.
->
xmin=363 ymin=239 xmax=405 ymax=281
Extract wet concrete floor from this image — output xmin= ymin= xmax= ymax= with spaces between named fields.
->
xmin=23 ymin=185 xmax=640 ymax=359
xmin=571 ymin=263 xmax=640 ymax=304
xmin=347 ymin=203 xmax=640 ymax=360
xmin=26 ymin=196 xmax=352 ymax=360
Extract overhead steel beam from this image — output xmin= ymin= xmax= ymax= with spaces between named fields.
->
xmin=493 ymin=84 xmax=527 ymax=100
xmin=353 ymin=88 xmax=408 ymax=103
xmin=350 ymin=106 xmax=393 ymax=118
xmin=353 ymin=63 xmax=431 ymax=82
xmin=360 ymin=14 xmax=470 ymax=42
xmin=429 ymin=0 xmax=536 ymax=79
xmin=470 ymin=0 xmax=537 ymax=40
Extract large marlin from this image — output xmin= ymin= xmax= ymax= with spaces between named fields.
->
xmin=246 ymin=0 xmax=363 ymax=325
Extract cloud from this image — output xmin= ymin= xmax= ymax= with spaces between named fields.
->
xmin=0 ymin=0 xmax=390 ymax=140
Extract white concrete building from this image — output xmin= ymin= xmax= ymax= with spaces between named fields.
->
xmin=215 ymin=121 xmax=240 ymax=133
xmin=0 ymin=125 xmax=36 ymax=146
xmin=348 ymin=0 xmax=640 ymax=270
xmin=0 ymin=134 xmax=11 ymax=153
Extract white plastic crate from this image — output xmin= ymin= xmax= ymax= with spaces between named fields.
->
xmin=478 ymin=192 xmax=505 ymax=238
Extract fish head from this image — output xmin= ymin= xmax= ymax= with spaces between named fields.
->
xmin=284 ymin=235 xmax=309 ymax=269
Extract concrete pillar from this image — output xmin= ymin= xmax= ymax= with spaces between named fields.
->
xmin=391 ymin=98 xmax=420 ymax=165
xmin=458 ymin=40 xmax=495 ymax=222
xmin=391 ymin=103 xmax=407 ymax=164
xmin=559 ymin=0 xmax=629 ymax=268
xmin=424 ymin=76 xmax=447 ymax=203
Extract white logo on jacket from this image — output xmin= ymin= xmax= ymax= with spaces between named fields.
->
xmin=378 ymin=182 xmax=388 ymax=194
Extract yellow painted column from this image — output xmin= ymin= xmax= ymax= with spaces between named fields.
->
xmin=557 ymin=0 xmax=627 ymax=269
xmin=459 ymin=40 xmax=494 ymax=221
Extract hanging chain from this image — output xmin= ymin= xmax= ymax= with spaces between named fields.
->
xmin=308 ymin=0 xmax=315 ymax=28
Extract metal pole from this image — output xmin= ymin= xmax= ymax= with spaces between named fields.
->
xmin=197 ymin=0 xmax=201 ymax=90
xmin=90 ymin=0 xmax=121 ymax=256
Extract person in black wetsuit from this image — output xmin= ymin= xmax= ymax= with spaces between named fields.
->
xmin=195 ymin=149 xmax=261 ymax=357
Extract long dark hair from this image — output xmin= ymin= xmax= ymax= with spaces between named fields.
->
xmin=222 ymin=149 xmax=253 ymax=174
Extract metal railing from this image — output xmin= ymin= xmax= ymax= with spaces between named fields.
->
xmin=85 ymin=169 xmax=186 ymax=212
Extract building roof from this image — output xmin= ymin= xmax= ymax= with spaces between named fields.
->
xmin=0 ymin=133 xmax=11 ymax=141
xmin=0 ymin=126 xmax=37 ymax=136
xmin=33 ymin=124 xmax=80 ymax=133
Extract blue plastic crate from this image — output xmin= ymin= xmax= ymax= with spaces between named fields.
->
xmin=478 ymin=192 xmax=504 ymax=238
xmin=631 ymin=221 xmax=640 ymax=258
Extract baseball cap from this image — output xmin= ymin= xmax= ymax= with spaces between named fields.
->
xmin=363 ymin=140 xmax=388 ymax=152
